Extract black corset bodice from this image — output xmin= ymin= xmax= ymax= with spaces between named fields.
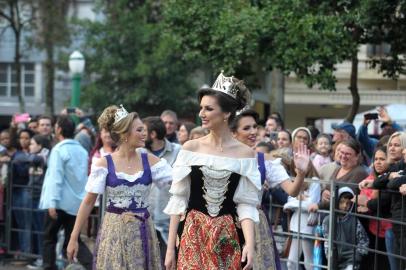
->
xmin=187 ymin=165 xmax=241 ymax=217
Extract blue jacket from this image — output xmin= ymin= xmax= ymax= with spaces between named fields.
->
xmin=39 ymin=139 xmax=88 ymax=216
xmin=357 ymin=122 xmax=403 ymax=159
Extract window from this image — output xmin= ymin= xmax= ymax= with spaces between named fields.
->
xmin=0 ymin=63 xmax=35 ymax=97
xmin=366 ymin=43 xmax=391 ymax=58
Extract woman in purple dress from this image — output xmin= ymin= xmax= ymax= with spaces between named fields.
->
xmin=67 ymin=105 xmax=172 ymax=270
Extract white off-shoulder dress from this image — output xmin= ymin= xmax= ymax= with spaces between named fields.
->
xmin=164 ymin=150 xmax=261 ymax=270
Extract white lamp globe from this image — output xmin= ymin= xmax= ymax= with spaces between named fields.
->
xmin=69 ymin=51 xmax=85 ymax=74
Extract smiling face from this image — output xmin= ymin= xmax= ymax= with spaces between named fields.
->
xmin=125 ymin=118 xmax=147 ymax=148
xmin=316 ymin=137 xmax=331 ymax=156
xmin=293 ymin=130 xmax=309 ymax=150
xmin=233 ymin=116 xmax=258 ymax=148
xmin=199 ymin=95 xmax=229 ymax=130
xmin=339 ymin=144 xmax=358 ymax=168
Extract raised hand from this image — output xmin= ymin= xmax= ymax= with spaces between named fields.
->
xmin=293 ymin=143 xmax=310 ymax=173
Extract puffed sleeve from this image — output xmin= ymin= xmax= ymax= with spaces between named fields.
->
xmin=151 ymin=158 xmax=173 ymax=188
xmin=85 ymin=164 xmax=108 ymax=194
xmin=233 ymin=159 xmax=261 ymax=223
xmin=265 ymin=158 xmax=290 ymax=188
xmin=163 ymin=151 xmax=191 ymax=215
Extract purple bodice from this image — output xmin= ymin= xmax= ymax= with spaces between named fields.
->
xmin=104 ymin=153 xmax=152 ymax=212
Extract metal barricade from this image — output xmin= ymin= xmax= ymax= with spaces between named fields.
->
xmin=270 ymin=177 xmax=406 ymax=270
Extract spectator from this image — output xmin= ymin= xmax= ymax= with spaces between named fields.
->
xmin=332 ymin=122 xmax=356 ymax=143
xmin=37 ymin=116 xmax=53 ymax=137
xmin=74 ymin=118 xmax=96 ymax=154
xmin=160 ymin=110 xmax=178 ymax=143
xmin=255 ymin=141 xmax=274 ymax=154
xmin=318 ymin=139 xmax=368 ymax=210
xmin=270 ymin=111 xmax=285 ymax=130
xmin=89 ymin=127 xmax=116 ymax=169
xmin=177 ymin=121 xmax=196 ymax=145
xmin=292 ymin=127 xmax=312 ymax=151
xmin=256 ymin=125 xmax=269 ymax=144
xmin=26 ymin=134 xmax=51 ymax=269
xmin=277 ymin=130 xmax=292 ymax=149
xmin=360 ymin=132 xmax=406 ymax=269
xmin=357 ymin=106 xmax=402 ymax=160
xmin=28 ymin=116 xmax=39 ymax=134
xmin=189 ymin=126 xmax=208 ymax=140
xmin=265 ymin=116 xmax=282 ymax=135
xmin=323 ymin=187 xmax=369 ymax=270
xmin=10 ymin=129 xmax=34 ymax=257
xmin=39 ymin=116 xmax=92 ymax=270
xmin=356 ymin=146 xmax=393 ymax=270
xmin=284 ymin=163 xmax=320 ymax=270
xmin=311 ymin=134 xmax=333 ymax=173
xmin=143 ymin=116 xmax=181 ymax=256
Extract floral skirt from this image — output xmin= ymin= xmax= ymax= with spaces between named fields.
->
xmin=93 ymin=211 xmax=162 ymax=270
xmin=254 ymin=209 xmax=278 ymax=270
xmin=177 ymin=209 xmax=242 ymax=270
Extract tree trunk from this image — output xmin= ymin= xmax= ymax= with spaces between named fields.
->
xmin=44 ymin=43 xmax=54 ymax=115
xmin=14 ymin=29 xmax=26 ymax=113
xmin=269 ymin=69 xmax=285 ymax=119
xmin=345 ymin=53 xmax=360 ymax=123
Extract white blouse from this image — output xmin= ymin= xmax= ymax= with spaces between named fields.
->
xmin=85 ymin=158 xmax=172 ymax=194
xmin=163 ymin=150 xmax=261 ymax=223
xmin=265 ymin=158 xmax=290 ymax=188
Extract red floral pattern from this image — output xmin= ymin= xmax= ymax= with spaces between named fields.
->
xmin=177 ymin=210 xmax=241 ymax=270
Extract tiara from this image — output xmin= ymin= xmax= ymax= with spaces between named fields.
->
xmin=210 ymin=71 xmax=240 ymax=99
xmin=114 ymin=104 xmax=129 ymax=124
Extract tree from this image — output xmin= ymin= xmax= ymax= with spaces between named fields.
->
xmin=164 ymin=0 xmax=406 ymax=123
xmin=0 ymin=0 xmax=34 ymax=113
xmin=77 ymin=0 xmax=197 ymax=117
xmin=30 ymin=0 xmax=72 ymax=115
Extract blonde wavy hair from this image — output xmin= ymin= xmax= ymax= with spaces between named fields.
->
xmin=97 ymin=105 xmax=139 ymax=143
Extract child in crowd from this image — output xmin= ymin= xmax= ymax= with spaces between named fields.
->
xmin=311 ymin=133 xmax=333 ymax=173
xmin=323 ymin=187 xmax=369 ymax=270
xmin=283 ymin=163 xmax=321 ymax=270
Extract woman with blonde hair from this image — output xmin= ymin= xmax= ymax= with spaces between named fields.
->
xmin=67 ymin=105 xmax=173 ymax=269
xmin=360 ymin=131 xmax=406 ymax=269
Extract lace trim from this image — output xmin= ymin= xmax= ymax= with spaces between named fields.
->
xmin=200 ymin=166 xmax=232 ymax=217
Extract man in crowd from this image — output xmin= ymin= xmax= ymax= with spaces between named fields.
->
xmin=37 ymin=116 xmax=53 ymax=137
xmin=39 ymin=116 xmax=92 ymax=270
xmin=160 ymin=110 xmax=179 ymax=143
xmin=143 ymin=116 xmax=181 ymax=256
xmin=265 ymin=116 xmax=282 ymax=134
xmin=332 ymin=121 xmax=356 ymax=142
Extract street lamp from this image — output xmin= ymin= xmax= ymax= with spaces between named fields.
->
xmin=68 ymin=51 xmax=85 ymax=108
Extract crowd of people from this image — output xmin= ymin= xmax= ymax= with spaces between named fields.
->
xmin=0 ymin=71 xmax=406 ymax=270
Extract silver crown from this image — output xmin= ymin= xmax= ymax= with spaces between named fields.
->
xmin=211 ymin=71 xmax=240 ymax=99
xmin=114 ymin=104 xmax=129 ymax=125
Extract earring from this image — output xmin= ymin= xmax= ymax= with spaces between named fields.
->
xmin=125 ymin=138 xmax=128 ymax=142
xmin=224 ymin=118 xmax=227 ymax=122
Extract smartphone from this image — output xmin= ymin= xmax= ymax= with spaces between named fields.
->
xmin=67 ymin=107 xmax=76 ymax=114
xmin=269 ymin=131 xmax=278 ymax=141
xmin=364 ymin=113 xmax=378 ymax=120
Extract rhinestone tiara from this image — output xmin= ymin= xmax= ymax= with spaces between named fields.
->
xmin=209 ymin=71 xmax=240 ymax=99
xmin=114 ymin=104 xmax=129 ymax=125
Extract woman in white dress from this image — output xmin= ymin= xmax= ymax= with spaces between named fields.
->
xmin=231 ymin=109 xmax=310 ymax=270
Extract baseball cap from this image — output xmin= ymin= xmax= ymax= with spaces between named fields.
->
xmin=332 ymin=121 xmax=356 ymax=139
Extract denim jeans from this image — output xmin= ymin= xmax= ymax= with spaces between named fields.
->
xmin=12 ymin=187 xmax=32 ymax=253
xmin=385 ymin=228 xmax=398 ymax=270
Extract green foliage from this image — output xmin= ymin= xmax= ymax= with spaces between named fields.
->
xmin=78 ymin=0 xmax=197 ymax=117
xmin=164 ymin=0 xmax=406 ymax=91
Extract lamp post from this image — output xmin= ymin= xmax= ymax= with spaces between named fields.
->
xmin=68 ymin=51 xmax=85 ymax=108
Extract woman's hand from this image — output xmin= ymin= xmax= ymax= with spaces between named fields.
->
xmin=353 ymin=194 xmax=368 ymax=207
xmin=359 ymin=179 xmax=373 ymax=190
xmin=321 ymin=190 xmax=330 ymax=202
xmin=308 ymin=203 xmax=319 ymax=213
xmin=293 ymin=143 xmax=310 ymax=173
xmin=400 ymin=184 xmax=406 ymax=196
xmin=164 ymin=248 xmax=176 ymax=270
xmin=66 ymin=238 xmax=79 ymax=263
xmin=241 ymin=244 xmax=254 ymax=270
